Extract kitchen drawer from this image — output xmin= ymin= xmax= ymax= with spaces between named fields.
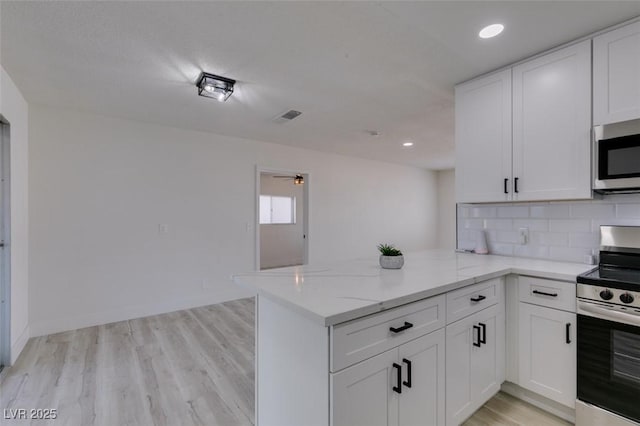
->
xmin=446 ymin=278 xmax=503 ymax=324
xmin=518 ymin=276 xmax=576 ymax=312
xmin=330 ymin=294 xmax=445 ymax=372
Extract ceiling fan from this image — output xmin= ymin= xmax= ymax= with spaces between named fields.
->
xmin=272 ymin=174 xmax=305 ymax=185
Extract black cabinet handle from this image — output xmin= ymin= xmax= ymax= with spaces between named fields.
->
xmin=473 ymin=325 xmax=481 ymax=347
xmin=392 ymin=363 xmax=402 ymax=394
xmin=514 ymin=177 xmax=519 ymax=193
xmin=402 ymin=358 xmax=412 ymax=388
xmin=504 ymin=178 xmax=509 ymax=194
xmin=532 ymin=290 xmax=558 ymax=297
xmin=470 ymin=295 xmax=486 ymax=303
xmin=390 ymin=322 xmax=413 ymax=333
xmin=479 ymin=322 xmax=487 ymax=345
xmin=566 ymin=323 xmax=571 ymax=344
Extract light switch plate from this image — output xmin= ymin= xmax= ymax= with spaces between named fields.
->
xmin=518 ymin=227 xmax=529 ymax=245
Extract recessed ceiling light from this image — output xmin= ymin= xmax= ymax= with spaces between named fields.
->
xmin=403 ymin=142 xmax=414 ymax=147
xmin=479 ymin=24 xmax=504 ymax=39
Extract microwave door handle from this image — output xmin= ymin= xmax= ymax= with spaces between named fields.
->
xmin=578 ymin=301 xmax=640 ymax=327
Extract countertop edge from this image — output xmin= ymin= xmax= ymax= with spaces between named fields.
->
xmin=236 ymin=260 xmax=590 ymax=327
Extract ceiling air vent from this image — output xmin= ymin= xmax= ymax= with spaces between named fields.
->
xmin=273 ymin=109 xmax=302 ymax=124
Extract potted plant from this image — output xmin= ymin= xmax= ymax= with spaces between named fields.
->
xmin=377 ymin=243 xmax=404 ymax=269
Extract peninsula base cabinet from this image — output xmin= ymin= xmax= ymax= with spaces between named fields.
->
xmin=331 ymin=329 xmax=446 ymax=426
xmin=518 ymin=302 xmax=576 ymax=408
xmin=446 ymin=303 xmax=506 ymax=425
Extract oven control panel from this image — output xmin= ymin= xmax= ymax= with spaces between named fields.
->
xmin=577 ymin=284 xmax=640 ymax=309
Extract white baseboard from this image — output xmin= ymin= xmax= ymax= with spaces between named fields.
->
xmin=29 ymin=287 xmax=255 ymax=337
xmin=10 ymin=325 xmax=30 ymax=364
xmin=501 ymin=381 xmax=575 ymax=423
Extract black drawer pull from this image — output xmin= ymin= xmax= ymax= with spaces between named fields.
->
xmin=473 ymin=325 xmax=481 ymax=347
xmin=392 ymin=363 xmax=402 ymax=394
xmin=479 ymin=322 xmax=487 ymax=344
xmin=532 ymin=290 xmax=558 ymax=297
xmin=390 ymin=322 xmax=413 ymax=333
xmin=402 ymin=358 xmax=412 ymax=388
xmin=566 ymin=323 xmax=571 ymax=344
xmin=514 ymin=177 xmax=519 ymax=193
xmin=470 ymin=295 xmax=486 ymax=303
xmin=504 ymin=178 xmax=509 ymax=194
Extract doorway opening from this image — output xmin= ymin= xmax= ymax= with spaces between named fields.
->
xmin=0 ymin=118 xmax=10 ymax=372
xmin=256 ymin=168 xmax=309 ymax=270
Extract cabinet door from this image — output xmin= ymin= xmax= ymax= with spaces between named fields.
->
xmin=512 ymin=40 xmax=591 ymax=201
xmin=446 ymin=304 xmax=505 ymax=426
xmin=594 ymin=21 xmax=640 ymax=125
xmin=398 ymin=329 xmax=445 ymax=426
xmin=519 ymin=303 xmax=576 ymax=408
xmin=455 ymin=69 xmax=512 ymax=203
xmin=331 ymin=348 xmax=399 ymax=426
xmin=471 ymin=304 xmax=505 ymax=405
xmin=445 ymin=313 xmax=477 ymax=425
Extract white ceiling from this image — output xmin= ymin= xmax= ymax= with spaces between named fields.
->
xmin=2 ymin=1 xmax=639 ymax=169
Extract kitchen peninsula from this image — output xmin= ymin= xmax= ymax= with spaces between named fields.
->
xmin=233 ymin=250 xmax=593 ymax=426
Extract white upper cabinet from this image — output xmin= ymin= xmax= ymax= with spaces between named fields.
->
xmin=594 ymin=21 xmax=640 ymax=125
xmin=512 ymin=40 xmax=592 ymax=201
xmin=455 ymin=69 xmax=512 ymax=203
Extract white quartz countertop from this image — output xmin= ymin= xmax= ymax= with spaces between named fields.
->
xmin=232 ymin=250 xmax=594 ymax=326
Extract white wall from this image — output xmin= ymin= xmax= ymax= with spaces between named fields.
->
xmin=436 ymin=169 xmax=456 ymax=249
xmin=29 ymin=105 xmax=438 ymax=336
xmin=0 ymin=66 xmax=29 ymax=363
xmin=260 ymin=174 xmax=304 ymax=269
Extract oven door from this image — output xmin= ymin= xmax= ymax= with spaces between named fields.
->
xmin=594 ymin=134 xmax=640 ymax=192
xmin=577 ymin=301 xmax=640 ymax=423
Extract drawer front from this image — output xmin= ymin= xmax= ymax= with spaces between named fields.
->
xmin=446 ymin=278 xmax=503 ymax=324
xmin=518 ymin=276 xmax=576 ymax=312
xmin=330 ymin=294 xmax=445 ymax=372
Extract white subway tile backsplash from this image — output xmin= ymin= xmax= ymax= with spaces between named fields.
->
xmin=514 ymin=245 xmax=549 ymax=259
xmin=549 ymin=219 xmax=591 ymax=233
xmin=457 ymin=195 xmax=640 ymax=263
xmin=470 ymin=206 xmax=497 ymax=218
xmin=530 ymin=205 xmax=570 ymax=219
xmin=497 ymin=206 xmax=529 ymax=218
xmin=616 ymin=204 xmax=640 ymax=218
xmin=513 ymin=219 xmax=548 ymax=232
xmin=569 ymin=232 xmax=599 ymax=248
xmin=463 ymin=219 xmax=484 ymax=230
xmin=489 ymin=243 xmax=514 ymax=256
xmin=484 ymin=219 xmax=513 ymax=230
xmin=549 ymin=246 xmax=592 ymax=264
xmin=570 ymin=204 xmax=616 ymax=218
xmin=496 ymin=230 xmax=519 ymax=244
xmin=531 ymin=232 xmax=568 ymax=246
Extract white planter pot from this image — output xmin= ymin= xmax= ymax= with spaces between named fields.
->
xmin=379 ymin=255 xmax=404 ymax=269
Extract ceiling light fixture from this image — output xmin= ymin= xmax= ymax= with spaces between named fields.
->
xmin=479 ymin=23 xmax=504 ymax=39
xmin=403 ymin=142 xmax=414 ymax=147
xmin=196 ymin=72 xmax=235 ymax=102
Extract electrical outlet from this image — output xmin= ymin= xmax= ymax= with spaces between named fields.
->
xmin=518 ymin=227 xmax=529 ymax=245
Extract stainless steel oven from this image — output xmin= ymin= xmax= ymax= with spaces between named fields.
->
xmin=577 ymin=226 xmax=640 ymax=426
xmin=594 ymin=133 xmax=640 ymax=193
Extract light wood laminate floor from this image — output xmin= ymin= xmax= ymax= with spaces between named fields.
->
xmin=2 ymin=297 xmax=571 ymax=425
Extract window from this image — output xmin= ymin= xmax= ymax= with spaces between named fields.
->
xmin=259 ymin=195 xmax=296 ymax=224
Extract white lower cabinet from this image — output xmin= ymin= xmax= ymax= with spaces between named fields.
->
xmin=446 ymin=303 xmax=505 ymax=426
xmin=518 ymin=302 xmax=576 ymax=408
xmin=331 ymin=329 xmax=445 ymax=426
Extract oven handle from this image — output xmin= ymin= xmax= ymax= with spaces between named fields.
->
xmin=577 ymin=300 xmax=640 ymax=327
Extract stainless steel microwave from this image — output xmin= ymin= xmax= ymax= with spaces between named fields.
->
xmin=594 ymin=133 xmax=640 ymax=193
